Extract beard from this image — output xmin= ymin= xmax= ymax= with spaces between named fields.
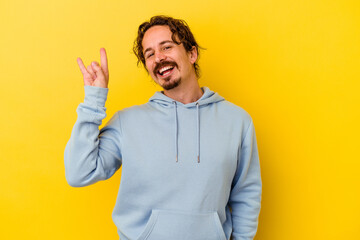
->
xmin=152 ymin=60 xmax=180 ymax=90
xmin=161 ymin=76 xmax=181 ymax=90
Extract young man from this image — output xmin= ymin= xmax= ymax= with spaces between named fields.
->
xmin=65 ymin=15 xmax=262 ymax=240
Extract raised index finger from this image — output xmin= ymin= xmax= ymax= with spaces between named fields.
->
xmin=100 ymin=48 xmax=109 ymax=77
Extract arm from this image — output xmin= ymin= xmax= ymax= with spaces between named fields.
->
xmin=64 ymin=86 xmax=122 ymax=187
xmin=64 ymin=48 xmax=122 ymax=187
xmin=229 ymin=120 xmax=262 ymax=240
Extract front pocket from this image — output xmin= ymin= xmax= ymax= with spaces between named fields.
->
xmin=137 ymin=209 xmax=227 ymax=240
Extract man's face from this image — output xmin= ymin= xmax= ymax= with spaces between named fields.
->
xmin=142 ymin=25 xmax=197 ymax=90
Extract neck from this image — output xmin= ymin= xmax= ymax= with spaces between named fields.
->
xmin=162 ymin=77 xmax=203 ymax=104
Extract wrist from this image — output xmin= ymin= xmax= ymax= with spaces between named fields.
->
xmin=84 ymin=85 xmax=109 ymax=107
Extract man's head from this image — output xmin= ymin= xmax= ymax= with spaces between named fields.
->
xmin=133 ymin=16 xmax=201 ymax=90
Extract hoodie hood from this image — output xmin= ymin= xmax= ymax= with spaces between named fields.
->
xmin=149 ymin=86 xmax=225 ymax=108
xmin=149 ymin=87 xmax=225 ymax=163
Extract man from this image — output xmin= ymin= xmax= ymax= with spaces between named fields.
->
xmin=65 ymin=15 xmax=262 ymax=240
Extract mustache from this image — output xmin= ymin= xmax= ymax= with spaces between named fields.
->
xmin=153 ymin=61 xmax=178 ymax=75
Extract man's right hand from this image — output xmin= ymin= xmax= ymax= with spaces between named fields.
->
xmin=77 ymin=48 xmax=109 ymax=88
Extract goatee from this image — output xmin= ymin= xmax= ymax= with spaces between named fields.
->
xmin=162 ymin=78 xmax=181 ymax=90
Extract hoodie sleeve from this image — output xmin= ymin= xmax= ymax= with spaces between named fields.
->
xmin=229 ymin=119 xmax=262 ymax=240
xmin=64 ymin=86 xmax=122 ymax=187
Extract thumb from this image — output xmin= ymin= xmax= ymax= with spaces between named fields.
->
xmin=91 ymin=61 xmax=108 ymax=88
xmin=91 ymin=61 xmax=105 ymax=76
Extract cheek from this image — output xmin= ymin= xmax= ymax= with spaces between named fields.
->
xmin=145 ymin=61 xmax=152 ymax=72
xmin=146 ymin=62 xmax=157 ymax=78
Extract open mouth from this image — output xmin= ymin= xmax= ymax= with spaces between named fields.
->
xmin=157 ymin=65 xmax=175 ymax=78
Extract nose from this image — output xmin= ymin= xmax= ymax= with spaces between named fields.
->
xmin=155 ymin=51 xmax=166 ymax=63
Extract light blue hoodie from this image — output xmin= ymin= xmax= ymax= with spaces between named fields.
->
xmin=65 ymin=86 xmax=262 ymax=240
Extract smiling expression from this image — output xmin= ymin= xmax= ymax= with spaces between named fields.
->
xmin=142 ymin=25 xmax=197 ymax=90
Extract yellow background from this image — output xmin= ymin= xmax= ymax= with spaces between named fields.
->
xmin=1 ymin=0 xmax=359 ymax=239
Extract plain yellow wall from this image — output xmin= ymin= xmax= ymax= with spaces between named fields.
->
xmin=0 ymin=0 xmax=359 ymax=239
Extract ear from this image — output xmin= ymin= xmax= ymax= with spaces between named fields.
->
xmin=188 ymin=46 xmax=198 ymax=64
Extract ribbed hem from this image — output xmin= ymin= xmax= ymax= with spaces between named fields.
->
xmin=84 ymin=85 xmax=109 ymax=107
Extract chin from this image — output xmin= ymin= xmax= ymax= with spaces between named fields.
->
xmin=161 ymin=78 xmax=181 ymax=90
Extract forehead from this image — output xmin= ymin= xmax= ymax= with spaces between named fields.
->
xmin=142 ymin=25 xmax=173 ymax=50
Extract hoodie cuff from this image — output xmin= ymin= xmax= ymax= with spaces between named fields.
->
xmin=84 ymin=85 xmax=109 ymax=107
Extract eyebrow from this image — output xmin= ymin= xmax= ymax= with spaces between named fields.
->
xmin=143 ymin=40 xmax=174 ymax=55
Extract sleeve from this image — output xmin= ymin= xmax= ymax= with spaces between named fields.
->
xmin=229 ymin=119 xmax=262 ymax=240
xmin=64 ymin=86 xmax=122 ymax=187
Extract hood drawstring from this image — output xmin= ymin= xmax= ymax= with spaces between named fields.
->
xmin=173 ymin=101 xmax=178 ymax=162
xmin=196 ymin=102 xmax=200 ymax=163
xmin=173 ymin=101 xmax=200 ymax=163
xmin=149 ymin=87 xmax=225 ymax=164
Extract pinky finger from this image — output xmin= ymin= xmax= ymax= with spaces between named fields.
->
xmin=77 ymin=58 xmax=88 ymax=75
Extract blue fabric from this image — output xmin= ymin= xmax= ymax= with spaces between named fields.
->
xmin=64 ymin=86 xmax=262 ymax=240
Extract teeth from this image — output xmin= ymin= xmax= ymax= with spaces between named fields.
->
xmin=159 ymin=66 xmax=173 ymax=74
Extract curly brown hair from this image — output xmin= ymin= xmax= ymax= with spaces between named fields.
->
xmin=133 ymin=15 xmax=202 ymax=78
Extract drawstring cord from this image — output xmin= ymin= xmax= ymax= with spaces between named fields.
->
xmin=173 ymin=101 xmax=178 ymax=162
xmin=173 ymin=101 xmax=200 ymax=163
xmin=196 ymin=102 xmax=200 ymax=163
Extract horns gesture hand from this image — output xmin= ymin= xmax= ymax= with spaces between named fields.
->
xmin=77 ymin=48 xmax=109 ymax=88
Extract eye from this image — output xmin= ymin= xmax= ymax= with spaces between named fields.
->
xmin=164 ymin=45 xmax=172 ymax=50
xmin=146 ymin=53 xmax=154 ymax=59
